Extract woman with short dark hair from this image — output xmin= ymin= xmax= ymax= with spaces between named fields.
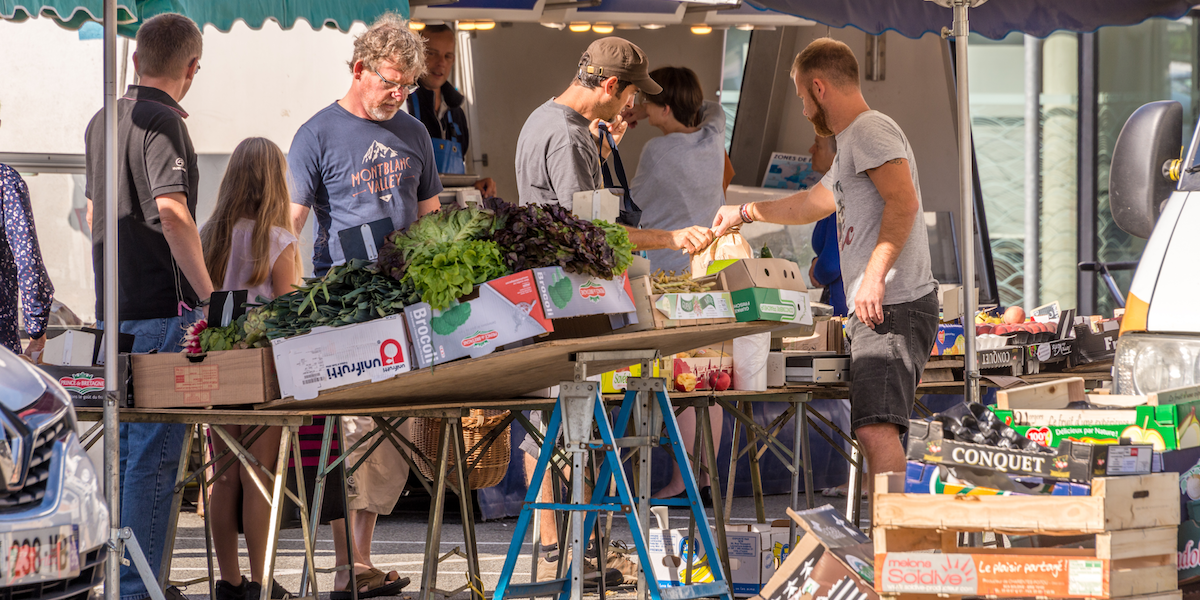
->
xmin=626 ymin=66 xmax=727 ymax=275
xmin=623 ymin=66 xmax=727 ymax=501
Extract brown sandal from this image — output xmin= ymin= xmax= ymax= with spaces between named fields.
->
xmin=329 ymin=568 xmax=410 ymax=600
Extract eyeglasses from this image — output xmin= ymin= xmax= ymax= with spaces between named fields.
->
xmin=374 ymin=68 xmax=419 ymax=94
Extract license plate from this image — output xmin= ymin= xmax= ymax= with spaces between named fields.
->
xmin=2 ymin=525 xmax=80 ymax=586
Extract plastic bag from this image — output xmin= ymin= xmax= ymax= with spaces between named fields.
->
xmin=691 ymin=229 xmax=753 ymax=276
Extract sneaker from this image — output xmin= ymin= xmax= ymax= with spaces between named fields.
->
xmin=535 ymin=551 xmax=623 ymax=588
xmin=215 ymin=579 xmax=246 ymax=600
xmin=599 ymin=548 xmax=640 ymax=586
xmin=270 ymin=579 xmax=294 ymax=600
xmin=165 ymin=586 xmax=188 ymax=600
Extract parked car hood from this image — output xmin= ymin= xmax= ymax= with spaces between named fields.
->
xmin=0 ymin=348 xmax=49 ymax=414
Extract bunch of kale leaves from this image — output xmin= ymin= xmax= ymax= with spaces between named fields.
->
xmin=484 ymin=197 xmax=621 ymax=279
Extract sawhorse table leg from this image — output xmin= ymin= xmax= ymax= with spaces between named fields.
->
xmin=420 ymin=416 xmax=484 ymax=600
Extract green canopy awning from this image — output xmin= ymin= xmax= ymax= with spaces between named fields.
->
xmin=1 ymin=0 xmax=410 ymax=35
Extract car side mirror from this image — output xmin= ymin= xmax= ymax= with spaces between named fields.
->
xmin=1109 ymin=100 xmax=1182 ymax=239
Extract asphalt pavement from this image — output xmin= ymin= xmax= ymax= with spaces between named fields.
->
xmin=167 ymin=491 xmax=859 ymax=600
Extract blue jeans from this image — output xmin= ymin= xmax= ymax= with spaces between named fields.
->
xmin=103 ymin=311 xmax=201 ymax=600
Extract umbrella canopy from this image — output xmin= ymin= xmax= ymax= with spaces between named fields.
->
xmin=747 ymin=0 xmax=1193 ymax=39
xmin=1 ymin=0 xmax=409 ymax=34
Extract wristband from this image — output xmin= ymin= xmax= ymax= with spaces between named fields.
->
xmin=740 ymin=203 xmax=754 ymax=223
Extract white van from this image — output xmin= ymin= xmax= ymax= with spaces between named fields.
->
xmin=1108 ymin=101 xmax=1200 ymax=394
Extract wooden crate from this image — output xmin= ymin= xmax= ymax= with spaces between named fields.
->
xmin=873 ymin=472 xmax=1180 ymax=599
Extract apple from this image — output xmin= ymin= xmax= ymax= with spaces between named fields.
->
xmin=994 ymin=325 xmax=1011 ymax=335
xmin=1003 ymin=306 xmax=1026 ymax=324
xmin=977 ymin=324 xmax=993 ymax=335
xmin=675 ymin=373 xmax=698 ymax=392
xmin=713 ymin=372 xmax=732 ymax=392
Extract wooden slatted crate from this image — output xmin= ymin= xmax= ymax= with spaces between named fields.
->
xmin=872 ymin=472 xmax=1180 ymax=599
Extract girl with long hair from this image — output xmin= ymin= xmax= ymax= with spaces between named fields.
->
xmin=202 ymin=137 xmax=301 ymax=600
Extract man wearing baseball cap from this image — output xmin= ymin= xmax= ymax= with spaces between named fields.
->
xmin=515 ymin=37 xmax=713 ymax=254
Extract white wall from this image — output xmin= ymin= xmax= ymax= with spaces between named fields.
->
xmin=466 ymin=23 xmax=727 ymax=202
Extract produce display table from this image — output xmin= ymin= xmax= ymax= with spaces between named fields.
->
xmin=256 ymin=321 xmax=782 ymax=410
xmin=80 ymin=331 xmax=1105 ymax=600
xmin=254 ymin=321 xmax=782 ymax=600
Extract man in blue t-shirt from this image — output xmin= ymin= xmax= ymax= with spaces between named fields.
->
xmin=290 ymin=13 xmax=443 ymax=277
xmin=287 ymin=13 xmax=439 ymax=598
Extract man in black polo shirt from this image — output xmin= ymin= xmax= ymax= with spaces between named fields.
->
xmin=84 ymin=13 xmax=211 ymax=600
xmin=407 ymin=24 xmax=497 ymax=197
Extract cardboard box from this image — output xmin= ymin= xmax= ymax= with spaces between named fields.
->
xmin=766 ymin=353 xmax=786 ymax=388
xmin=1069 ymin=317 xmax=1120 ymax=367
xmin=906 ymin=419 xmax=1153 ymax=482
xmin=271 ymin=314 xmax=412 ymax=400
xmin=37 ymin=355 xmax=131 ymax=408
xmin=731 ymin=288 xmax=813 ymax=325
xmin=903 ymin=460 xmax=1092 ymax=496
xmin=708 ymin=258 xmax=807 ymax=293
xmin=992 ymin=401 xmax=1200 ymax=452
xmin=403 ymin=270 xmax=552 ymax=369
xmin=1162 ymin=446 xmax=1200 ymax=519
xmin=41 ymin=327 xmax=134 ymax=367
xmin=42 ymin=329 xmax=96 ymax=366
xmin=780 ymin=319 xmax=844 ymax=353
xmin=664 ymin=356 xmax=734 ymax=393
xmin=875 ymin=552 xmax=1110 ymax=597
xmin=624 ymin=275 xmax=736 ymax=331
xmin=590 ymin=362 xmax=660 ymax=394
xmin=648 ymin=526 xmax=777 ymax=596
xmin=532 ymin=267 xmax=635 ymax=319
xmin=756 ymin=506 xmax=878 ymax=600
xmin=977 ymin=347 xmax=1024 ymax=375
xmin=1179 ymin=501 xmax=1200 ymax=584
xmin=132 ymin=348 xmax=279 ymax=408
xmin=571 ymin=188 xmax=621 ymax=223
xmin=1023 ymin=340 xmax=1074 ymax=374
xmin=932 ymin=324 xmax=965 ymax=356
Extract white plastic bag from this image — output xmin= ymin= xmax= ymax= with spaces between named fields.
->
xmin=732 ymin=333 xmax=770 ymax=391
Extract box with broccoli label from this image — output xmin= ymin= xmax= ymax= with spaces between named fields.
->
xmin=532 ymin=267 xmax=636 ymax=319
xmin=404 ymin=270 xmax=553 ymax=369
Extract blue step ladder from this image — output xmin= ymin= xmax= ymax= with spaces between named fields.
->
xmin=493 ymin=352 xmax=733 ymax=600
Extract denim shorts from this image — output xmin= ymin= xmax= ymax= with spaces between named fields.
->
xmin=845 ymin=290 xmax=939 ymax=433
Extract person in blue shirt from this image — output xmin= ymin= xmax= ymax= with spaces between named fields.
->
xmin=808 ymin=134 xmax=847 ymax=316
xmin=0 ymin=162 xmax=53 ymax=357
xmin=407 ymin=24 xmax=497 ymax=198
xmin=288 ymin=13 xmax=439 ymax=598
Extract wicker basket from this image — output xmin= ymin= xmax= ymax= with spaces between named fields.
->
xmin=412 ymin=409 xmax=510 ymax=490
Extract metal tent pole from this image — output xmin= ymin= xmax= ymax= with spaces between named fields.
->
xmin=102 ymin=1 xmax=123 ymax=600
xmin=953 ymin=0 xmax=980 ymax=404
xmin=1024 ymin=36 xmax=1043 ymax=313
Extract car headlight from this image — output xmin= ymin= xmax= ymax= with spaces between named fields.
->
xmin=1114 ymin=333 xmax=1200 ymax=395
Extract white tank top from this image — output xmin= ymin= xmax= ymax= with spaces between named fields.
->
xmin=223 ymin=218 xmax=298 ymax=302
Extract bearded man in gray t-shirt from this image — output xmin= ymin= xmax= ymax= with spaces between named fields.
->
xmin=712 ymin=37 xmax=939 ymax=500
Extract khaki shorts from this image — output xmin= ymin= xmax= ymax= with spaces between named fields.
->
xmin=341 ymin=416 xmax=411 ymax=514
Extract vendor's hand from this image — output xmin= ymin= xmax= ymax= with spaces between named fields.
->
xmin=473 ymin=177 xmax=497 ymax=199
xmin=620 ymin=104 xmax=648 ymax=129
xmin=670 ymin=226 xmax=714 ymax=254
xmin=809 ymin=257 xmax=819 ymax=288
xmin=590 ymin=115 xmax=629 ymax=159
xmin=853 ymin=277 xmax=887 ymax=329
xmin=711 ymin=205 xmax=744 ymax=238
xmin=22 ymin=336 xmax=44 ymax=360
